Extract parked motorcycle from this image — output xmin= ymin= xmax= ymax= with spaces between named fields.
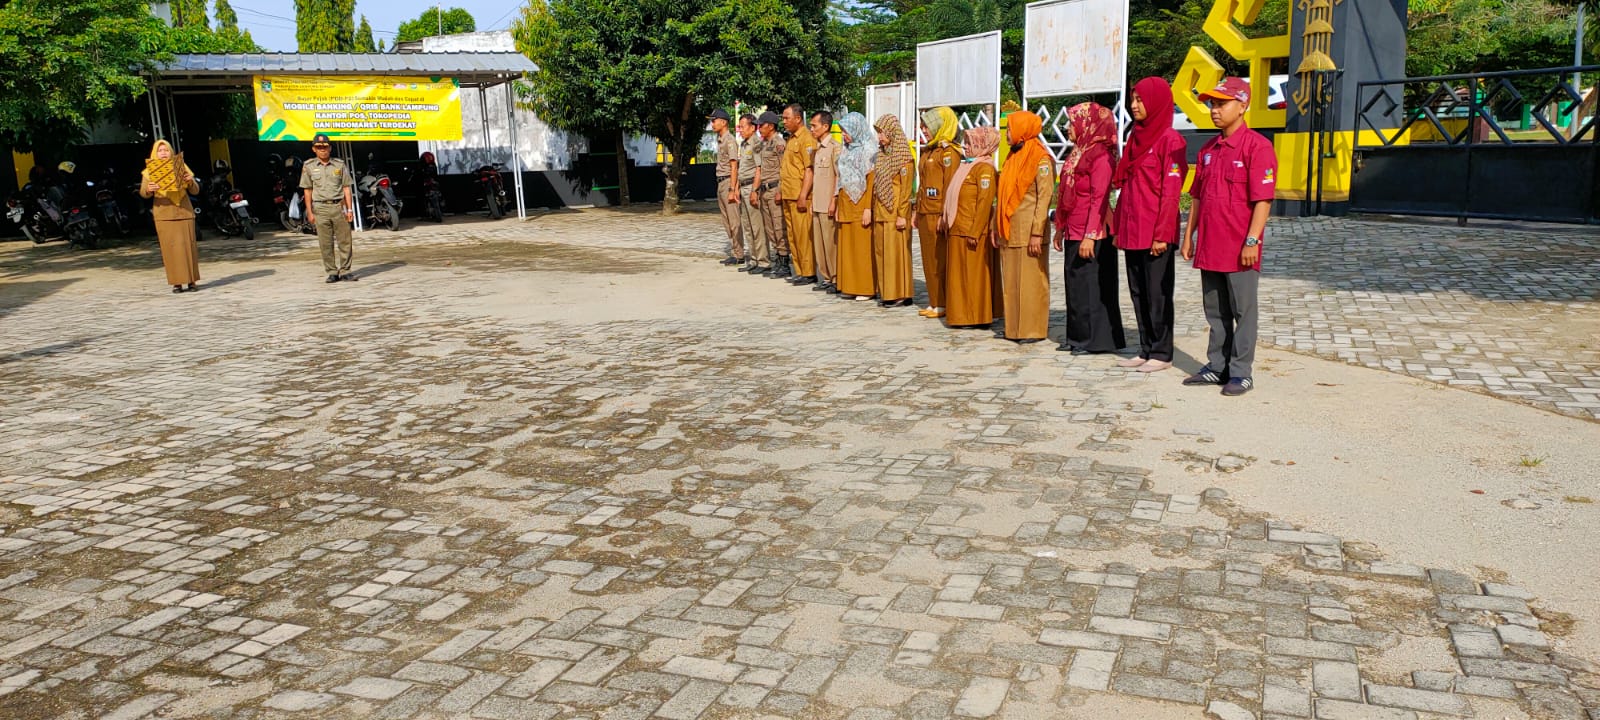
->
xmin=269 ymin=154 xmax=313 ymax=234
xmin=91 ymin=167 xmax=132 ymax=237
xmin=358 ymin=155 xmax=403 ymax=232
xmin=205 ymin=160 xmax=255 ymax=240
xmin=410 ymin=152 xmax=444 ymax=223
xmin=475 ymin=162 xmax=507 ymax=219
xmin=48 ymin=162 xmax=100 ymax=249
xmin=6 ymin=183 xmax=64 ymax=244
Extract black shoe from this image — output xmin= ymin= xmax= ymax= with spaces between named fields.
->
xmin=327 ymin=274 xmax=340 ymax=283
xmin=186 ymin=283 xmax=198 ymax=292
xmin=826 ymin=286 xmax=842 ymax=295
xmin=812 ymin=282 xmax=831 ymax=292
xmin=341 ymin=274 xmax=358 ymax=281
xmin=1221 ymin=377 xmax=1254 ymax=396
xmin=789 ymin=275 xmax=815 ymax=286
xmin=172 ymin=285 xmax=184 ymax=294
xmin=719 ymin=257 xmax=740 ymax=266
xmin=1014 ymin=338 xmax=1045 ymax=345
xmin=746 ymin=265 xmax=766 ymax=275
xmin=1183 ymin=368 xmax=1226 ymax=386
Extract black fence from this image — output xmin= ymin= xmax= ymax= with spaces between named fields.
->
xmin=1351 ymin=65 xmax=1600 ymax=224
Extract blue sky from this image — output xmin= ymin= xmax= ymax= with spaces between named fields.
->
xmin=226 ymin=1 xmax=525 ymax=52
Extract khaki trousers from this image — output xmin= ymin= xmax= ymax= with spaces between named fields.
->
xmin=758 ymin=187 xmax=786 ymax=258
xmin=717 ymin=177 xmax=744 ymax=260
xmin=811 ymin=210 xmax=837 ymax=284
xmin=739 ymin=186 xmax=769 ymax=267
xmin=916 ymin=214 xmax=947 ymax=308
xmin=783 ymin=200 xmax=814 ymax=277
xmin=313 ymin=201 xmax=353 ymax=275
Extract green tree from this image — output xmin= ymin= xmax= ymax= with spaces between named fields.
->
xmin=840 ymin=0 xmax=1027 ymax=103
xmin=296 ymin=0 xmax=356 ymax=52
xmin=0 ymin=0 xmax=164 ymax=154
xmin=171 ymin=0 xmax=209 ymax=28
xmin=396 ymin=7 xmax=477 ymax=43
xmin=355 ymin=14 xmax=377 ymax=52
xmin=514 ymin=0 xmax=849 ymax=213
xmin=215 ymin=0 xmax=240 ymax=33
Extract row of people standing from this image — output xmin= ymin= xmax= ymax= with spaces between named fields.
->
xmin=708 ymin=75 xmax=1274 ymax=396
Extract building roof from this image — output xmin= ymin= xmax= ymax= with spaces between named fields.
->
xmin=150 ymin=52 xmax=536 ymax=92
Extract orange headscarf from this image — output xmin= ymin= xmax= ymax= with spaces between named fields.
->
xmin=997 ymin=111 xmax=1054 ymax=240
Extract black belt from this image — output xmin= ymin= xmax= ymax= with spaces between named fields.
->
xmin=759 ymin=180 xmax=778 ymax=192
xmin=738 ymin=179 xmax=754 ymax=187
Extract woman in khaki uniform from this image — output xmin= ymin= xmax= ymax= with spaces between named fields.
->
xmin=915 ymin=107 xmax=961 ymax=319
xmin=941 ymin=126 xmax=999 ymax=328
xmin=139 ymin=140 xmax=202 ymax=293
xmin=995 ymin=111 xmax=1056 ymax=343
xmin=833 ymin=112 xmax=879 ymax=301
xmin=872 ymin=115 xmax=916 ymax=308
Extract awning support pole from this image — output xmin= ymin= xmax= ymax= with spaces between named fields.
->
xmin=346 ymin=141 xmax=364 ymax=231
xmin=506 ymin=81 xmax=525 ymax=219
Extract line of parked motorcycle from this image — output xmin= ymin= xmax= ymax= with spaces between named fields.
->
xmin=6 ymin=152 xmax=513 ymax=250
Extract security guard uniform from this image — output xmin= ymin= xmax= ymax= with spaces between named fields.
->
xmin=754 ymin=112 xmax=788 ymax=278
xmin=737 ymin=128 xmax=769 ymax=271
xmin=299 ymin=135 xmax=355 ymax=279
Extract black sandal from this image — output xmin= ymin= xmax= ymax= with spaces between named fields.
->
xmin=172 ymin=286 xmax=183 ymax=294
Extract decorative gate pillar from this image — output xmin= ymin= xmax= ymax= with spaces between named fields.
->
xmin=1175 ymin=0 xmax=1407 ymax=215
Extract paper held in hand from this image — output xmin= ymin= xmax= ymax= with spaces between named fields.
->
xmin=146 ymin=152 xmax=186 ymax=202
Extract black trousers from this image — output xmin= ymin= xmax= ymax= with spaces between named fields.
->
xmin=1123 ymin=248 xmax=1176 ymax=362
xmin=1063 ymin=237 xmax=1126 ymax=352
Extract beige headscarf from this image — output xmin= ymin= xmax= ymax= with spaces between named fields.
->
xmin=872 ymin=115 xmax=913 ymax=210
xmin=142 ymin=140 xmax=195 ymax=204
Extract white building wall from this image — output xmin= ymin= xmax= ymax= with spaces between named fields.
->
xmin=416 ymin=32 xmax=660 ymax=173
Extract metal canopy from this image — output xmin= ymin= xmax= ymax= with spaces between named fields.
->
xmin=147 ymin=52 xmax=538 ymax=93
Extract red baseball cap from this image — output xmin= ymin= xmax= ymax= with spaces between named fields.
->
xmin=1198 ymin=77 xmax=1251 ymax=105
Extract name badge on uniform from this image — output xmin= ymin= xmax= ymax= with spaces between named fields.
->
xmin=926 ymin=187 xmax=938 ymax=198
xmin=979 ymin=178 xmax=991 ymax=189
xmin=941 ymin=156 xmax=952 ymax=167
xmin=1203 ymin=153 xmax=1212 ymax=165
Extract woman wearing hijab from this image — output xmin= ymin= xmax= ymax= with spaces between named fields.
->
xmin=871 ymin=115 xmax=917 ymax=308
xmin=139 ymin=140 xmax=202 ymax=293
xmin=1111 ymin=77 xmax=1188 ymax=373
xmin=1054 ymin=103 xmax=1127 ymax=355
xmin=941 ymin=126 xmax=999 ymax=328
xmin=834 ymin=112 xmax=880 ymax=301
xmin=995 ymin=111 xmax=1056 ymax=343
xmin=916 ymin=107 xmax=961 ymax=319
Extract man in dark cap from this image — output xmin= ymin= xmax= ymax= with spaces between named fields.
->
xmin=299 ymin=134 xmax=356 ymax=283
xmin=710 ymin=109 xmax=744 ymax=266
xmin=751 ymin=110 xmax=789 ymax=279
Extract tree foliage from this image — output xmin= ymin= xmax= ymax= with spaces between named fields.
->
xmin=296 ymin=0 xmax=356 ymax=52
xmin=396 ymin=7 xmax=477 ymax=43
xmin=215 ymin=0 xmax=240 ymax=33
xmin=171 ymin=0 xmax=209 ymax=28
xmin=840 ymin=0 xmax=1026 ymax=103
xmin=355 ymin=14 xmax=377 ymax=52
xmin=0 ymin=0 xmax=164 ymax=154
xmin=1408 ymin=0 xmax=1580 ymax=77
xmin=514 ymin=0 xmax=850 ymax=213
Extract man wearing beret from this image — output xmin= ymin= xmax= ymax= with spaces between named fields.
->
xmin=299 ymin=134 xmax=357 ymax=283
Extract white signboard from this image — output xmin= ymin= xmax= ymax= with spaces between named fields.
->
xmin=916 ymin=31 xmax=1003 ymax=109
xmin=1023 ymin=0 xmax=1130 ymax=98
xmin=866 ymin=82 xmax=917 ymax=141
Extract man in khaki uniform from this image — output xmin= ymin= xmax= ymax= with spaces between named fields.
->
xmin=808 ymin=111 xmax=841 ymax=294
xmin=779 ymin=104 xmax=818 ymax=286
xmin=299 ymin=134 xmax=357 ymax=283
xmin=735 ymin=114 xmax=769 ymax=274
xmin=751 ymin=111 xmax=788 ymax=279
xmin=710 ymin=109 xmax=744 ymax=266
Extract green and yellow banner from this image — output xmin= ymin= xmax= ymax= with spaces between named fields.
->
xmin=253 ymin=75 xmax=464 ymax=141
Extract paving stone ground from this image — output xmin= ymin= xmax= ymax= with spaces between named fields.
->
xmin=0 ymin=208 xmax=1596 ymax=720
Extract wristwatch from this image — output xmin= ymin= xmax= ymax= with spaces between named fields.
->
xmin=1244 ymin=236 xmax=1260 ymax=247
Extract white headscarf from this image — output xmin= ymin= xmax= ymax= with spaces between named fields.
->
xmin=835 ymin=112 xmax=878 ymax=203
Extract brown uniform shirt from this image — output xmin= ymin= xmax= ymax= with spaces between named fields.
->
xmin=811 ymin=136 xmax=841 ymax=210
xmin=757 ymin=133 xmax=785 ymax=187
xmin=835 ymin=171 xmax=875 ymax=224
xmin=715 ymin=132 xmax=739 ymax=178
xmin=300 ymin=157 xmax=353 ymax=205
xmin=873 ymin=161 xmax=914 ymax=222
xmin=1005 ymin=158 xmax=1056 ymax=247
xmin=917 ymin=142 xmax=963 ymax=214
xmin=780 ymin=129 xmax=818 ymax=201
xmin=949 ymin=163 xmax=997 ymax=240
